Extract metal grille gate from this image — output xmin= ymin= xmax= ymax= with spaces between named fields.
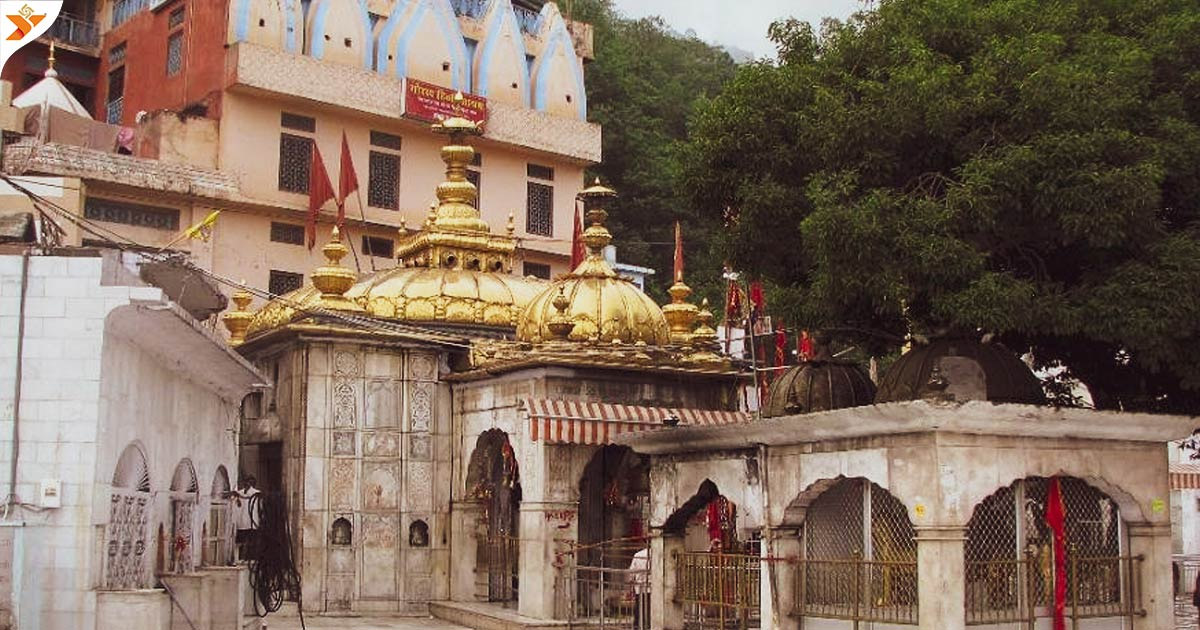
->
xmin=557 ymin=537 xmax=651 ymax=630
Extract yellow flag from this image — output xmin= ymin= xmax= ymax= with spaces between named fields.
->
xmin=183 ymin=210 xmax=221 ymax=241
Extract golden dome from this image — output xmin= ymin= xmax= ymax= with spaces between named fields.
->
xmin=346 ymin=266 xmax=545 ymax=327
xmin=516 ymin=183 xmax=670 ymax=345
xmin=244 ymin=284 xmax=323 ymax=338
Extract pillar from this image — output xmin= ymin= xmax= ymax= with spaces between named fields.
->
xmin=517 ymin=500 xmax=577 ymax=619
xmin=1128 ymin=522 xmax=1173 ymax=630
xmin=449 ymin=500 xmax=483 ymax=601
xmin=650 ymin=528 xmax=684 ymax=630
xmin=762 ymin=527 xmax=799 ymax=630
xmin=915 ymin=525 xmax=966 ymax=630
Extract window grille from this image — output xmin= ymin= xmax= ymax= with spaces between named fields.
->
xmin=523 ymin=262 xmax=550 ymax=280
xmin=268 ymin=270 xmax=303 ymax=296
xmin=964 ymin=477 xmax=1133 ymax=625
xmin=281 ymin=112 xmax=316 ymax=133
xmin=526 ymin=182 xmax=553 ymax=236
xmin=270 ymin=222 xmax=305 ymax=245
xmin=798 ymin=478 xmax=918 ymax=625
xmin=361 ymin=235 xmax=394 ymax=258
xmin=85 ymin=198 xmax=179 ymax=230
xmin=527 ymin=163 xmax=554 ymax=180
xmin=368 ymin=151 xmax=400 ymax=210
xmin=109 ymin=42 xmax=127 ymax=66
xmin=168 ymin=6 xmax=185 ymax=28
xmin=370 ymin=130 xmax=402 ymax=150
xmin=466 ymin=168 xmax=481 ymax=209
xmin=112 ymin=0 xmax=151 ymax=27
xmin=166 ymin=32 xmax=183 ymax=76
xmin=278 ymin=133 xmax=313 ymax=194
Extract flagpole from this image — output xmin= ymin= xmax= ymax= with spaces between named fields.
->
xmin=339 ymin=205 xmax=363 ymax=273
xmin=354 ymin=187 xmax=376 ymax=272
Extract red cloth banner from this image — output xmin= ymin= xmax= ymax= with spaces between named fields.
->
xmin=1045 ymin=477 xmax=1068 ymax=630
xmin=775 ymin=324 xmax=787 ymax=368
xmin=404 ymin=78 xmax=487 ymax=125
xmin=798 ymin=330 xmax=813 ymax=361
xmin=336 ymin=130 xmax=358 ymax=226
xmin=570 ymin=203 xmax=586 ymax=270
xmin=307 ymin=143 xmax=336 ymax=250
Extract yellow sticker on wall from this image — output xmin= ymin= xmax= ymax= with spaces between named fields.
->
xmin=914 ymin=504 xmax=926 ymax=518
xmin=1151 ymin=498 xmax=1166 ymax=514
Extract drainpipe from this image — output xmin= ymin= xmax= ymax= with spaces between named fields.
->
xmin=6 ymin=250 xmax=30 ymax=508
xmin=758 ymin=442 xmax=777 ymax=630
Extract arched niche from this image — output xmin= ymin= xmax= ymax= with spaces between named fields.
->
xmin=471 ymin=0 xmax=530 ymax=107
xmin=331 ymin=517 xmax=353 ymax=546
xmin=106 ymin=442 xmax=152 ymax=589
xmin=374 ymin=0 xmax=470 ymax=91
xmin=465 ymin=428 xmax=521 ymax=602
xmin=529 ymin=3 xmax=586 ymax=119
xmin=409 ymin=519 xmax=429 ymax=547
xmin=306 ymin=0 xmax=373 ymax=68
xmin=662 ymin=479 xmax=745 ymax=553
xmin=227 ymin=0 xmax=304 ymax=52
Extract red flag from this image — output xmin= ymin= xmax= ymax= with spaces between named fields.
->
xmin=673 ymin=221 xmax=684 ymax=283
xmin=307 ymin=143 xmax=336 ymax=250
xmin=749 ymin=282 xmax=765 ymax=317
xmin=725 ymin=280 xmax=743 ymax=322
xmin=1045 ymin=477 xmax=1068 ymax=630
xmin=336 ymin=131 xmax=358 ymax=226
xmin=570 ymin=202 xmax=586 ymax=270
xmin=798 ymin=330 xmax=814 ymax=361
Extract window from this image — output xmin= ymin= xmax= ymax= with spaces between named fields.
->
xmin=168 ymin=7 xmax=186 ymax=29
xmin=370 ymin=130 xmax=402 ymax=151
xmin=166 ymin=32 xmax=183 ymax=76
xmin=523 ymin=262 xmax=551 ymax=280
xmin=526 ymin=182 xmax=553 ymax=236
xmin=270 ymin=222 xmax=305 ymax=245
xmin=268 ymin=270 xmax=304 ymax=296
xmin=108 ymin=42 xmax=127 ymax=66
xmin=361 ymin=236 xmax=394 ymax=258
xmin=85 ymin=198 xmax=179 ymax=230
xmin=278 ymin=133 xmax=313 ymax=194
xmin=106 ymin=67 xmax=125 ymax=125
xmin=368 ymin=151 xmax=400 ymax=210
xmin=527 ymin=163 xmax=554 ymax=181
xmin=281 ymin=112 xmax=316 ymax=132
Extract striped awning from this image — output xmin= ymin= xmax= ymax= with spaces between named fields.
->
xmin=523 ymin=399 xmax=751 ymax=445
xmin=1171 ymin=463 xmax=1200 ymax=490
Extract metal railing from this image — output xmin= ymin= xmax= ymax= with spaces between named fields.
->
xmin=795 ymin=557 xmax=918 ymax=626
xmin=676 ymin=551 xmax=760 ymax=630
xmin=450 ymin=0 xmax=541 ymax=34
xmin=1175 ymin=554 xmax=1200 ymax=595
xmin=106 ymin=97 xmax=124 ymax=125
xmin=484 ymin=534 xmax=520 ymax=604
xmin=965 ymin=553 xmax=1144 ymax=627
xmin=555 ymin=537 xmax=650 ymax=630
xmin=112 ymin=0 xmax=152 ymax=28
xmin=47 ymin=13 xmax=100 ymax=49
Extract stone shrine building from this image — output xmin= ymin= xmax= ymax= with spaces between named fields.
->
xmin=227 ymin=112 xmax=749 ymax=617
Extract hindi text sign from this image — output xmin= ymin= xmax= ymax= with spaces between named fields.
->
xmin=404 ymin=78 xmax=487 ymax=126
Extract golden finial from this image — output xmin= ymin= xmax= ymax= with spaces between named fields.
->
xmin=686 ymin=298 xmax=725 ymax=365
xmin=399 ymin=216 xmax=407 ymax=233
xmin=310 ymin=226 xmax=363 ymax=312
xmin=45 ymin=41 xmax=58 ymax=78
xmin=222 ymin=282 xmax=255 ymax=346
xmin=663 ymin=222 xmax=697 ymax=344
xmin=546 ymin=286 xmax=575 ymax=340
xmin=506 ymin=212 xmax=515 ymax=236
xmin=577 ymin=180 xmax=617 ymax=257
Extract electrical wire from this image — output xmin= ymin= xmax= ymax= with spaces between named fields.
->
xmin=245 ymin=492 xmax=305 ymax=629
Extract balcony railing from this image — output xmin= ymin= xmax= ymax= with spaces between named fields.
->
xmin=450 ymin=0 xmax=541 ymax=34
xmin=112 ymin=0 xmax=152 ymax=28
xmin=47 ymin=13 xmax=99 ymax=49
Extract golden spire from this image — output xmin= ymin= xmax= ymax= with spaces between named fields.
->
xmin=394 ymin=102 xmax=516 ymax=273
xmin=310 ymin=226 xmax=363 ymax=312
xmin=571 ymin=180 xmax=618 ymax=278
xmin=686 ymin=298 xmax=725 ymax=365
xmin=222 ymin=283 xmax=254 ymax=346
xmin=46 ymin=41 xmax=58 ymax=78
xmin=662 ymin=222 xmax=698 ymax=344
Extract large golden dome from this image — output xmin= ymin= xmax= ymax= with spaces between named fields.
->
xmin=347 ymin=266 xmax=544 ymax=327
xmin=516 ymin=183 xmax=670 ymax=345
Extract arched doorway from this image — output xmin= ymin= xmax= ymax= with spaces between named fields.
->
xmin=466 ymin=429 xmax=521 ymax=603
xmin=796 ymin=477 xmax=917 ymax=625
xmin=578 ymin=445 xmax=649 ymax=558
xmin=965 ymin=476 xmax=1133 ymax=625
xmin=106 ymin=443 xmax=152 ymax=589
xmin=168 ymin=459 xmax=199 ymax=574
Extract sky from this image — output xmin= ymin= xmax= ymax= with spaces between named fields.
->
xmin=608 ymin=0 xmax=867 ymax=60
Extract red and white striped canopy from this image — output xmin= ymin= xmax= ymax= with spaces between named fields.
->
xmin=523 ymin=399 xmax=751 ymax=445
xmin=1171 ymin=463 xmax=1200 ymax=490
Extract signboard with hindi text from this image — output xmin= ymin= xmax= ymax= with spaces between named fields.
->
xmin=403 ymin=78 xmax=487 ymax=126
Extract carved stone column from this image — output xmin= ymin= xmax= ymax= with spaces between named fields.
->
xmin=518 ymin=501 xmax=578 ymax=619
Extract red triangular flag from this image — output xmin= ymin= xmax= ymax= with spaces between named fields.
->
xmin=1045 ymin=477 xmax=1068 ymax=630
xmin=673 ymin=221 xmax=684 ymax=283
xmin=307 ymin=143 xmax=336 ymax=250
xmin=336 ymin=131 xmax=358 ymax=226
xmin=569 ymin=201 xmax=586 ymax=270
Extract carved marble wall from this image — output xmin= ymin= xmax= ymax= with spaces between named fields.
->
xmin=295 ymin=342 xmax=452 ymax=613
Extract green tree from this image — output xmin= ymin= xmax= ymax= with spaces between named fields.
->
xmin=681 ymin=0 xmax=1200 ymax=412
xmin=568 ymin=0 xmax=737 ymax=304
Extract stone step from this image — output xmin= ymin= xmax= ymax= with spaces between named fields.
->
xmin=430 ymin=601 xmax=570 ymax=630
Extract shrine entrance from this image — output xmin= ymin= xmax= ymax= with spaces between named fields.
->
xmin=467 ymin=429 xmax=521 ymax=604
xmin=105 ymin=443 xmax=152 ymax=589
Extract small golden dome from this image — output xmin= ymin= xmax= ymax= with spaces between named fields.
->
xmin=516 ymin=183 xmax=670 ymax=345
xmin=244 ymin=285 xmax=322 ymax=338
